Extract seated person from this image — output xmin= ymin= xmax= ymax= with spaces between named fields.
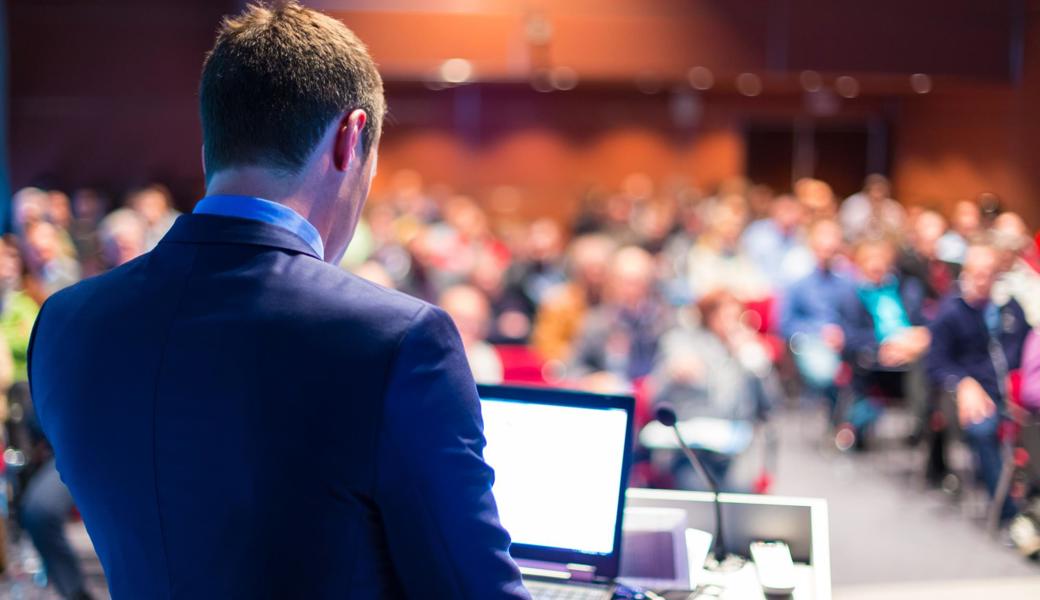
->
xmin=927 ymin=243 xmax=1030 ymax=518
xmin=840 ymin=237 xmax=931 ymax=447
xmin=6 ymin=379 xmax=95 ymax=600
xmin=991 ymin=211 xmax=1040 ymax=327
xmin=649 ymin=289 xmax=773 ymax=489
xmin=470 ymin=252 xmax=536 ymax=345
xmin=507 ymin=218 xmax=568 ymax=308
xmin=936 ymin=199 xmax=982 ymax=266
xmin=897 ymin=210 xmax=959 ymax=320
xmin=740 ymin=194 xmax=814 ymax=292
xmin=531 ymin=234 xmax=616 ymax=362
xmin=570 ymin=246 xmax=670 ymax=383
xmin=840 ymin=174 xmax=905 ymax=243
xmin=439 ymin=285 xmax=505 ymax=385
xmin=97 ymin=208 xmax=148 ymax=269
xmin=22 ymin=220 xmax=81 ymax=303
xmin=781 ymin=219 xmax=855 ymax=421
xmin=687 ymin=196 xmax=771 ymax=302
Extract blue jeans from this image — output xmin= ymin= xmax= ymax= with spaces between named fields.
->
xmin=793 ymin=336 xmax=842 ymax=422
xmin=20 ymin=459 xmax=89 ymax=599
xmin=962 ymin=416 xmax=1017 ymax=520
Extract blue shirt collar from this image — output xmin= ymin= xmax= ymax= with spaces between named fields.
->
xmin=193 ymin=195 xmax=324 ymax=259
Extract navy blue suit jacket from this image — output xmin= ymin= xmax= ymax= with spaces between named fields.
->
xmin=926 ymin=294 xmax=1029 ymax=403
xmin=28 ymin=214 xmax=530 ymax=599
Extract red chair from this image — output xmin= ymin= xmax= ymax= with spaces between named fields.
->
xmin=493 ymin=344 xmax=548 ymax=385
xmin=742 ymin=296 xmax=785 ymax=364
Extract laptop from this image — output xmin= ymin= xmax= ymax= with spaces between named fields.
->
xmin=477 ymin=384 xmax=635 ymax=600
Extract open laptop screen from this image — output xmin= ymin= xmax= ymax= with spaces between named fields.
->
xmin=478 ymin=384 xmax=634 ymax=574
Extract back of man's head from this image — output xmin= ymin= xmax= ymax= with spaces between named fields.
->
xmin=199 ymin=1 xmax=385 ymax=180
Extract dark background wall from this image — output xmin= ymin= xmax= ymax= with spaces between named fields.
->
xmin=7 ymin=0 xmax=1040 ymax=225
xmin=8 ymin=0 xmax=235 ymax=207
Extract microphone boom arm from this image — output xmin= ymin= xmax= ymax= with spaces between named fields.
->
xmin=655 ymin=404 xmax=727 ymax=562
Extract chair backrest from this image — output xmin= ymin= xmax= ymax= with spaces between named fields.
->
xmin=494 ymin=344 xmax=548 ymax=385
xmin=1019 ymin=418 xmax=1040 ymax=483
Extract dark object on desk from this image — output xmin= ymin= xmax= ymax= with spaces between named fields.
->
xmin=655 ymin=403 xmax=727 ymax=563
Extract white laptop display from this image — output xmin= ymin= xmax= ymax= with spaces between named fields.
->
xmin=477 ymin=384 xmax=635 ymax=599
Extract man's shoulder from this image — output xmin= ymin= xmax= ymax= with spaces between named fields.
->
xmin=42 ymin=253 xmax=150 ymax=314
xmin=298 ymin=259 xmax=431 ymax=320
xmin=42 ymin=249 xmax=434 ymax=337
xmin=266 ymin=258 xmax=454 ymax=357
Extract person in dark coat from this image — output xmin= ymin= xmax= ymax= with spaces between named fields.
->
xmin=927 ymin=243 xmax=1030 ymax=518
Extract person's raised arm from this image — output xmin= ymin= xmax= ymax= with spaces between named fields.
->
xmin=375 ymin=304 xmax=530 ymax=599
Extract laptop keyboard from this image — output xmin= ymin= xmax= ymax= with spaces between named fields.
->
xmin=524 ymin=580 xmax=614 ymax=600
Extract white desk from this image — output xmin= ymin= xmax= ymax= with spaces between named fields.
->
xmin=625 ymin=489 xmax=831 ymax=600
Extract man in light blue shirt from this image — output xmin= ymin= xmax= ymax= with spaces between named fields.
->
xmin=781 ymin=219 xmax=854 ymax=420
xmin=741 ymin=194 xmax=814 ymax=292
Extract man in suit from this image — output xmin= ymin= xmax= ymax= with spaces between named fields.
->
xmin=28 ymin=3 xmax=530 ymax=599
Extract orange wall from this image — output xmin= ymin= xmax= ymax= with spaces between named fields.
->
xmin=374 ymin=123 xmax=743 ymax=222
xmin=892 ymin=87 xmax=1036 ymax=223
xmin=322 ymin=0 xmax=1014 ymax=82
xmin=9 ymin=0 xmax=1038 ymax=229
xmin=892 ymin=5 xmax=1040 ymax=227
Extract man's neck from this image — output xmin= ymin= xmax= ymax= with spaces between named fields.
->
xmin=206 ymin=168 xmax=331 ymax=249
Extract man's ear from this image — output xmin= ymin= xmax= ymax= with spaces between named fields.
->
xmin=333 ymin=109 xmax=367 ymax=172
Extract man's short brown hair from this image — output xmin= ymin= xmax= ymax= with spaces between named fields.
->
xmin=200 ymin=1 xmax=385 ymax=179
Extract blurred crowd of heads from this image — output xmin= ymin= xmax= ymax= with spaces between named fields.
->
xmin=336 ymin=169 xmax=1039 ymax=389
xmin=4 ymin=183 xmax=179 ymax=305
xmin=5 ymin=170 xmax=1036 ymax=388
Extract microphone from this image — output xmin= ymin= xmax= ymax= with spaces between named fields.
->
xmin=654 ymin=403 xmax=728 ymax=563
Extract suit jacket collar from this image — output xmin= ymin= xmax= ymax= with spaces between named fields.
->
xmin=159 ymin=213 xmax=324 ymax=261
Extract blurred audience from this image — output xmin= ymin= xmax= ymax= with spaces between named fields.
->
xmin=990 ymin=211 xmax=1040 ymax=327
xmin=532 ymin=234 xmax=615 ymax=361
xmin=4 ymin=169 xmax=1040 ymax=550
xmin=470 ymin=251 xmax=534 ymax=345
xmin=937 ymin=199 xmax=983 ymax=264
xmin=0 ymin=238 xmax=38 ymax=385
xmin=840 ymin=174 xmax=905 ymax=242
xmin=70 ymin=188 xmax=110 ymax=276
xmin=649 ymin=289 xmax=771 ymax=488
xmin=22 ymin=220 xmax=81 ymax=304
xmin=571 ymin=246 xmax=669 ymax=382
xmin=98 ymin=209 xmax=148 ymax=269
xmin=126 ymin=183 xmax=179 ymax=251
xmin=741 ymin=194 xmax=813 ymax=291
xmin=654 ymin=289 xmax=773 ymax=423
xmin=439 ymin=285 xmax=504 ymax=384
xmin=687 ymin=196 xmax=770 ymax=301
xmin=897 ymin=209 xmax=958 ymax=319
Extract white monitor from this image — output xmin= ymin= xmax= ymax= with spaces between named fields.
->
xmin=479 ymin=389 xmax=632 ymax=560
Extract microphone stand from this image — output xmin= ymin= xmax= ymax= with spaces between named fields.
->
xmin=655 ymin=403 xmax=743 ymax=571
